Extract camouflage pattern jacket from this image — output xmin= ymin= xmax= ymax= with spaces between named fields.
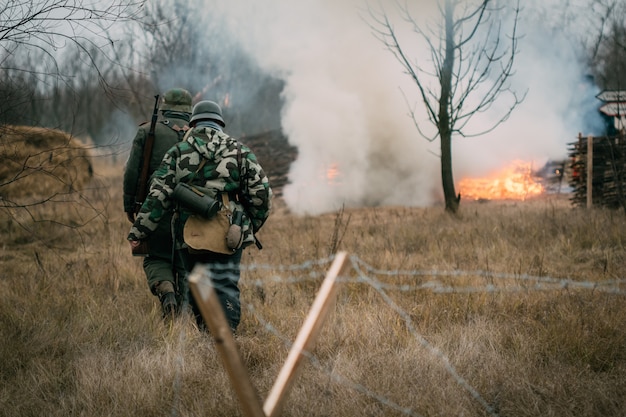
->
xmin=127 ymin=126 xmax=272 ymax=250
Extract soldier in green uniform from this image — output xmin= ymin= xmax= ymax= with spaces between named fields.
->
xmin=123 ymin=88 xmax=193 ymax=318
xmin=127 ymin=100 xmax=272 ymax=331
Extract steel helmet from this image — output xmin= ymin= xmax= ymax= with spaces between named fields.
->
xmin=190 ymin=100 xmax=225 ymax=127
xmin=161 ymin=88 xmax=192 ymax=112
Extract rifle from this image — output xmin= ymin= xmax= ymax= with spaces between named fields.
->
xmin=135 ymin=94 xmax=160 ymax=213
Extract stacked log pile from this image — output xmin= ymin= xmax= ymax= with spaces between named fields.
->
xmin=239 ymin=129 xmax=297 ymax=198
xmin=568 ymin=132 xmax=626 ymax=209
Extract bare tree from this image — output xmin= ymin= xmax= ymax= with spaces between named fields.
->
xmin=585 ymin=0 xmax=626 ymax=90
xmin=0 ymin=0 xmax=146 ymax=129
xmin=0 ymin=0 xmax=145 ymax=239
xmin=1 ymin=0 xmax=143 ymax=81
xmin=368 ymin=0 xmax=525 ymax=213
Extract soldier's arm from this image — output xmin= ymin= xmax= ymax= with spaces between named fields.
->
xmin=242 ymin=150 xmax=272 ymax=232
xmin=127 ymin=148 xmax=179 ymax=241
xmin=123 ymin=126 xmax=147 ymax=214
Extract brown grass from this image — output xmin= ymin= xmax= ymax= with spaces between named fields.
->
xmin=0 ymin=124 xmax=93 ymax=203
xmin=1 ymin=158 xmax=625 ymax=417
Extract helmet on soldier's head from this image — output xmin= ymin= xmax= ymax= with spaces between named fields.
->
xmin=161 ymin=88 xmax=192 ymax=113
xmin=190 ymin=100 xmax=225 ymax=127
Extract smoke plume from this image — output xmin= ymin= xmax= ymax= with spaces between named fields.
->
xmin=215 ymin=0 xmax=603 ymax=214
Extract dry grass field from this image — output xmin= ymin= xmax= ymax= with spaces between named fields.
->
xmin=1 ymin=154 xmax=626 ymax=417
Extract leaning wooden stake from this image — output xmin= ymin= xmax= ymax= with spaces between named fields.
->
xmin=263 ymin=251 xmax=351 ymax=417
xmin=188 ymin=265 xmax=266 ymax=417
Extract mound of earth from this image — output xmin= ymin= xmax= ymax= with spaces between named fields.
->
xmin=0 ymin=125 xmax=93 ymax=202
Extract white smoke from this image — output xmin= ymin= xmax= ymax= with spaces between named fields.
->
xmin=216 ymin=0 xmax=603 ymax=214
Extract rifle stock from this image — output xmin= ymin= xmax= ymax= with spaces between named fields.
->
xmin=135 ymin=94 xmax=160 ymax=213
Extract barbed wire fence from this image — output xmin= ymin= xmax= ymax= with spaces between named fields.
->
xmin=181 ymin=253 xmax=626 ymax=417
xmin=246 ymin=255 xmax=626 ymax=294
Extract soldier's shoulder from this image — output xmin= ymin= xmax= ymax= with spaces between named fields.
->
xmin=134 ymin=122 xmax=151 ymax=136
xmin=236 ymin=141 xmax=255 ymax=157
xmin=175 ymin=140 xmax=194 ymax=152
xmin=238 ymin=140 xmax=252 ymax=152
xmin=158 ymin=119 xmax=190 ymax=133
xmin=218 ymin=131 xmax=239 ymax=146
xmin=165 ymin=114 xmax=191 ymax=124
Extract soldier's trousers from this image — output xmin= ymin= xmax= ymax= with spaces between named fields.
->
xmin=182 ymin=248 xmax=243 ymax=332
xmin=143 ymin=255 xmax=189 ymax=312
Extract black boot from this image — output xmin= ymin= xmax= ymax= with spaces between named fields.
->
xmin=156 ymin=281 xmax=177 ymax=319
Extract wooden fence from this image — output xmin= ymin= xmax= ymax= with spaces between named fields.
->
xmin=568 ymin=132 xmax=626 ymax=210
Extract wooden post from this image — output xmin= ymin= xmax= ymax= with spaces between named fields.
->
xmin=263 ymin=252 xmax=351 ymax=417
xmin=188 ymin=265 xmax=266 ymax=417
xmin=587 ymin=135 xmax=593 ymax=209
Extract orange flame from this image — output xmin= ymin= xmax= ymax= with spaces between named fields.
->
xmin=326 ymin=163 xmax=340 ymax=184
xmin=458 ymin=160 xmax=544 ymax=201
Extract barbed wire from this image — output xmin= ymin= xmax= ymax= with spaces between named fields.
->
xmin=176 ymin=254 xmax=625 ymax=416
xmin=242 ymin=254 xmax=626 ymax=295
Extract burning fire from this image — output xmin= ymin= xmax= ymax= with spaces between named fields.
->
xmin=326 ymin=163 xmax=340 ymax=183
xmin=458 ymin=160 xmax=544 ymax=201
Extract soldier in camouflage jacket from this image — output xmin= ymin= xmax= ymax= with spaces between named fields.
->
xmin=128 ymin=100 xmax=272 ymax=331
